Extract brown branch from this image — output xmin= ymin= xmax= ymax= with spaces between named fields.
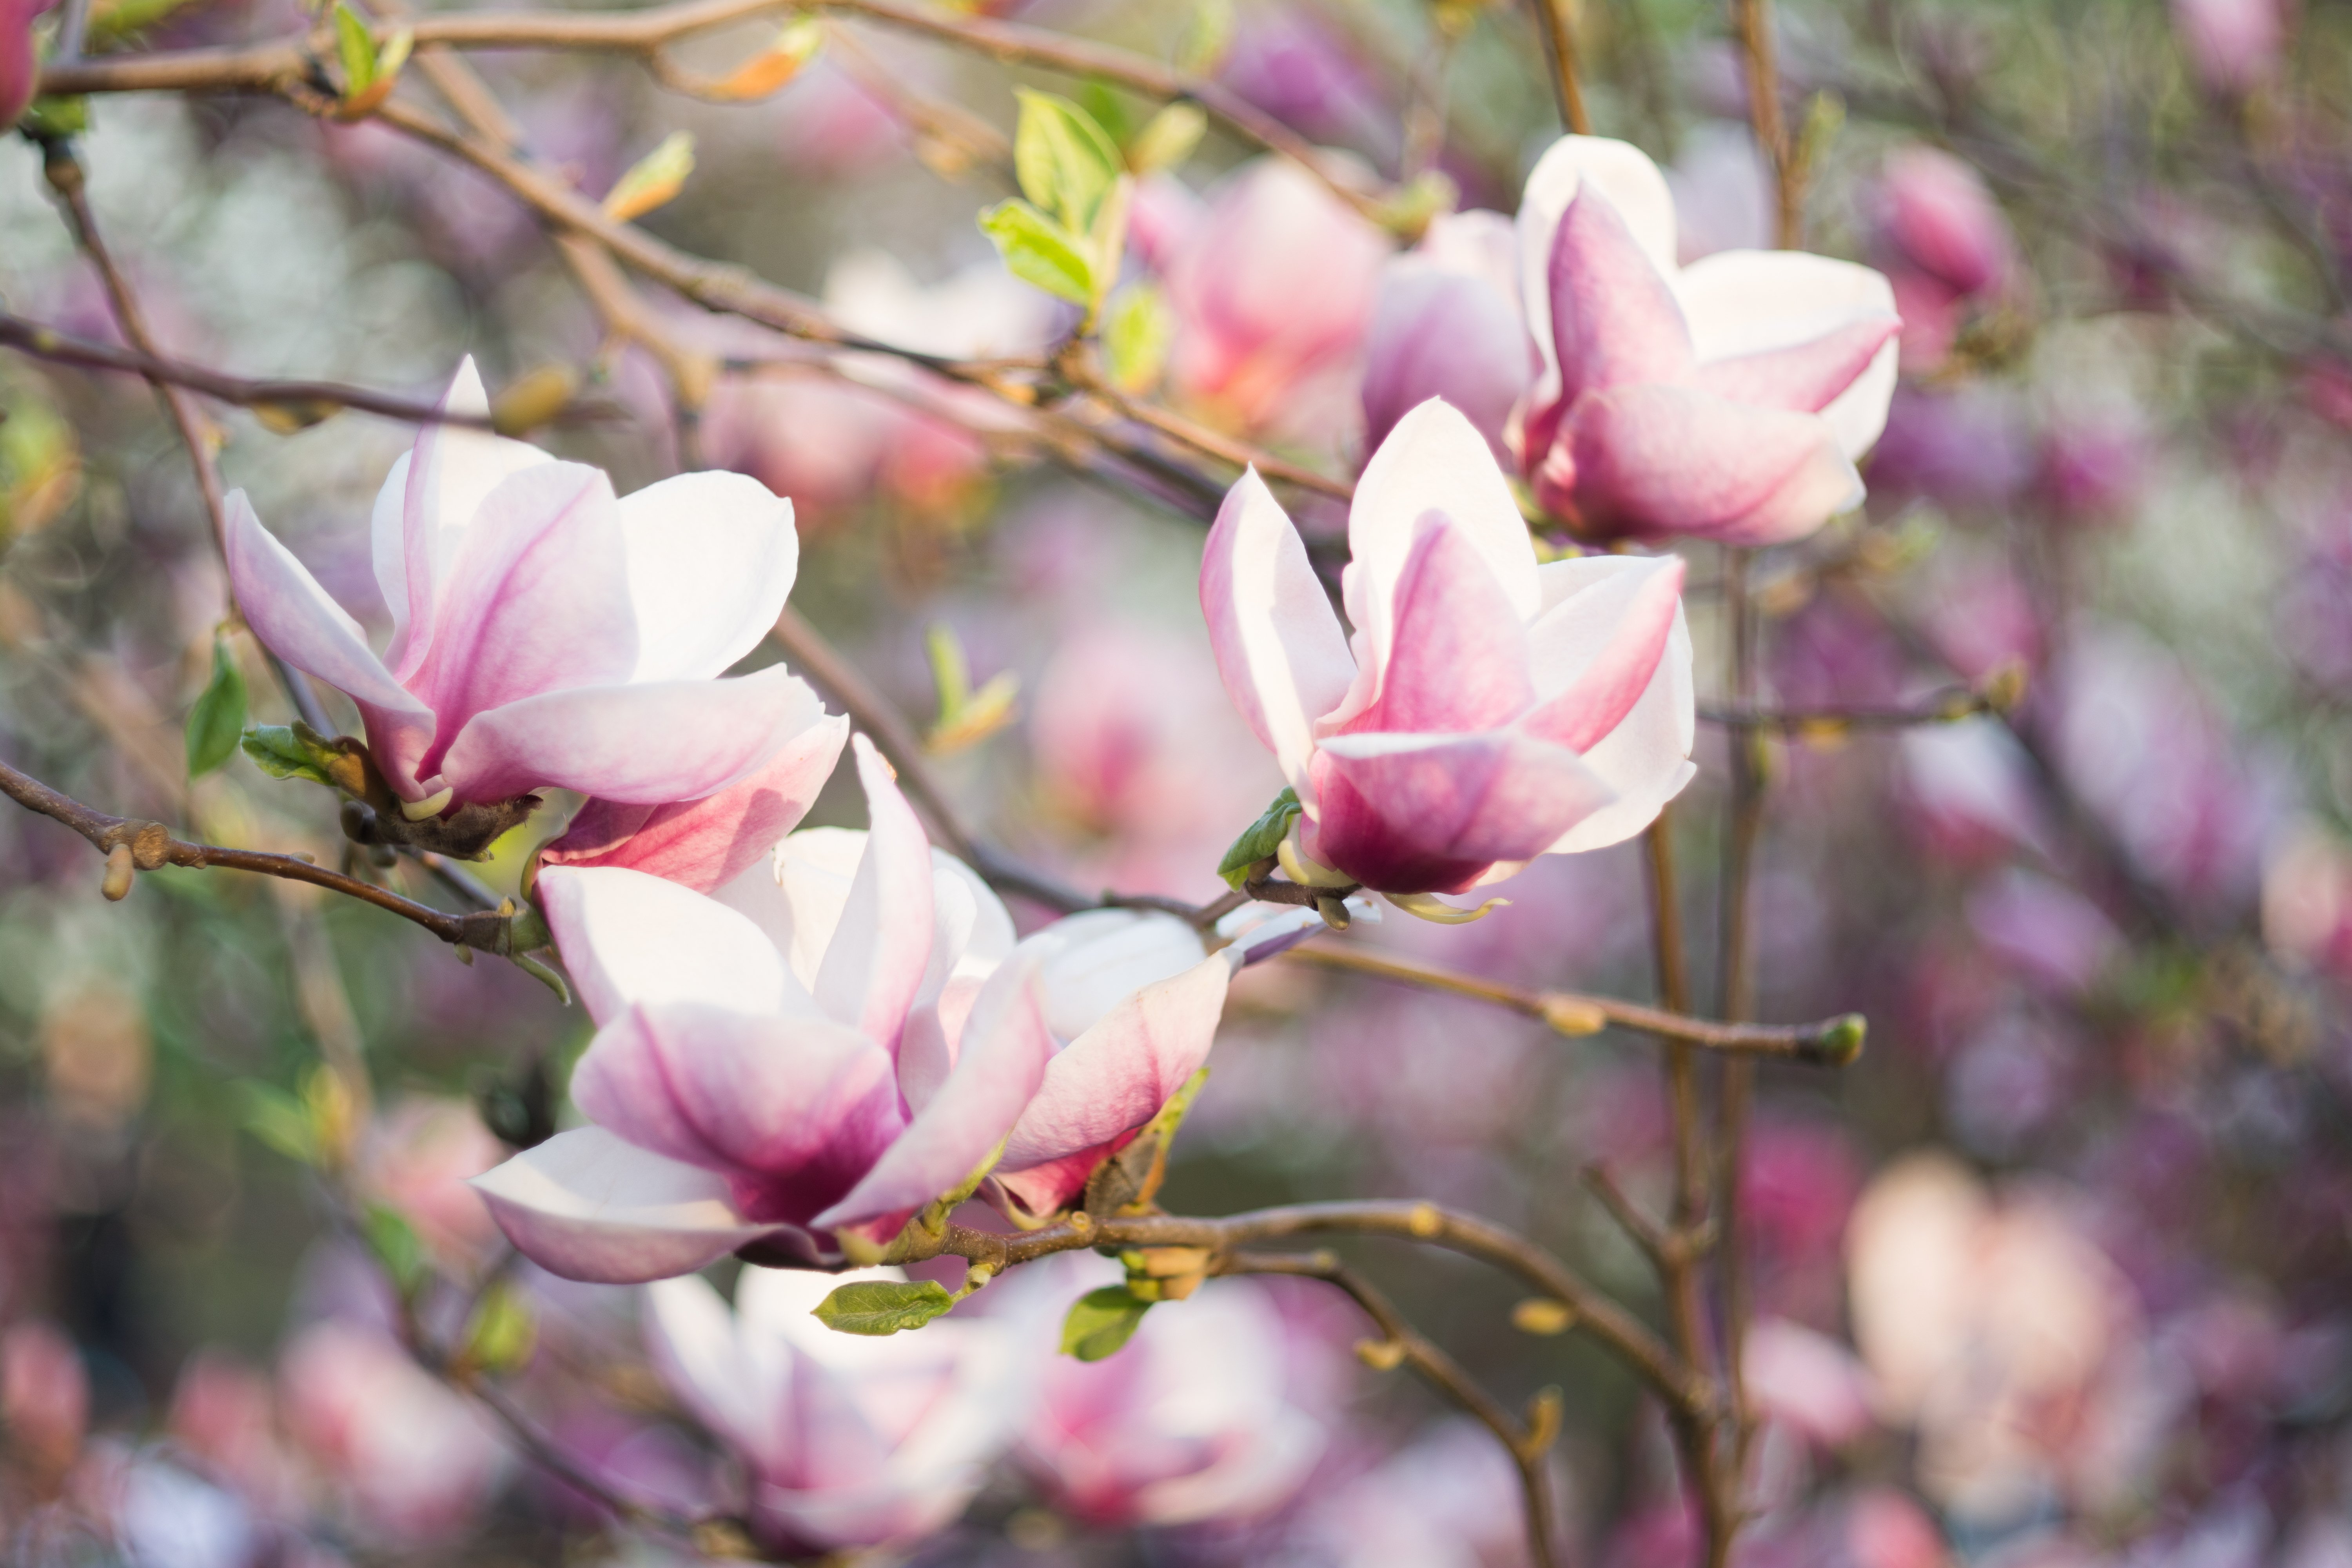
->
xmin=1529 ymin=0 xmax=1591 ymax=136
xmin=1278 ymin=939 xmax=1864 ymax=1064
xmin=1229 ymin=1250 xmax=1560 ymax=1568
xmin=0 ymin=310 xmax=499 ymax=430
xmin=1699 ymin=687 xmax=1997 ymax=732
xmin=1731 ymin=0 xmax=1797 ymax=248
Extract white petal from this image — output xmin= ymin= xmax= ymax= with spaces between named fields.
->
xmin=1675 ymin=250 xmax=1902 ymax=458
xmin=1530 ymin=556 xmax=1698 ymax=853
xmin=1519 ymin=136 xmax=1679 ymax=411
xmin=537 ymin=866 xmax=793 ymax=1027
xmin=617 ymin=472 xmax=800 ymax=682
xmin=471 ymin=1127 xmax=772 ymax=1283
xmin=1027 ymin=910 xmax=1210 ymax=1043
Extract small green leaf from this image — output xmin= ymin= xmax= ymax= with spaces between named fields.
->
xmin=19 ymin=97 xmax=92 ymax=137
xmin=1102 ymin=281 xmax=1174 ymax=394
xmin=813 ymin=1278 xmax=956 ymax=1336
xmin=978 ymin=200 xmax=1096 ymax=306
xmin=1127 ymin=102 xmax=1206 ymax=175
xmin=332 ymin=1 xmax=379 ymax=93
xmin=1216 ymin=787 xmax=1302 ymax=889
xmin=236 ymin=1081 xmax=318 ymax=1165
xmin=1012 ymin=88 xmax=1123 ymax=234
xmin=185 ymin=631 xmax=249 ymax=778
xmin=459 ymin=1281 xmax=538 ymax=1374
xmin=363 ymin=1203 xmax=427 ymax=1295
xmin=927 ymin=622 xmax=972 ymax=717
xmin=1061 ymin=1285 xmax=1153 ymax=1361
xmin=1178 ymin=0 xmax=1236 ymax=74
xmin=240 ymin=723 xmax=339 ymax=786
xmin=603 ymin=131 xmax=697 ymax=223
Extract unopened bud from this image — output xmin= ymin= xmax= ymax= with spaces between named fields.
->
xmin=101 ymin=844 xmax=135 ymax=902
xmin=1406 ymin=1203 xmax=1443 ymax=1239
xmin=1539 ymin=995 xmax=1606 ymax=1035
xmin=1978 ymin=658 xmax=2031 ymax=714
xmin=491 ymin=365 xmax=578 ymax=438
xmin=1354 ymin=1337 xmax=1407 ymax=1371
xmin=1512 ymin=1298 xmax=1575 ymax=1336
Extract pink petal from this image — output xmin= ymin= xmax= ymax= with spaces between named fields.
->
xmin=1519 ymin=554 xmax=1684 ymax=752
xmin=1361 ymin=261 xmax=1531 ymax=463
xmin=1334 ymin=399 xmax=1539 ymax=730
xmin=616 ymin=472 xmax=801 ymax=683
xmin=1200 ymin=469 xmax=1357 ymax=798
xmin=1308 ymin=729 xmax=1615 ymax=895
xmin=470 ymin=1126 xmax=777 ymax=1284
xmin=1530 ymin=557 xmax=1699 ymax=853
xmin=1345 ymin=513 xmax=1535 ymax=737
xmin=539 ymin=712 xmax=848 ymax=893
xmin=1693 ymin=314 xmax=1903 ymax=415
xmin=812 ymin=735 xmax=936 ymax=1054
xmin=412 ymin=462 xmax=637 ymax=774
xmin=812 ymin=953 xmax=1054 ymax=1236
xmin=572 ymin=1003 xmax=903 ymax=1223
xmin=1553 ymin=383 xmax=1863 ymax=545
xmin=437 ymin=664 xmax=827 ymax=805
xmin=537 ymin=865 xmax=797 ymax=1027
xmin=1546 ymin=187 xmax=1696 ymax=405
xmin=642 ymin=1275 xmax=793 ymax=1472
xmin=1519 ymin=136 xmax=1681 ymax=414
xmin=1673 ymin=250 xmax=1902 ymax=459
xmin=995 ymin=943 xmax=1232 ymax=1218
xmin=223 ymin=489 xmax=438 ymax=796
xmin=375 ymin=360 xmax=554 ymax=680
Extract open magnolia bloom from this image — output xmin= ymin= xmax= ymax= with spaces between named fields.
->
xmin=1202 ymin=398 xmax=1695 ymax=904
xmin=227 ymin=359 xmax=841 ymax=868
xmin=645 ymin=1265 xmax=1020 ymax=1553
xmin=1515 ymin=136 xmax=1901 ymax=544
xmin=474 ymin=738 xmax=1303 ymax=1278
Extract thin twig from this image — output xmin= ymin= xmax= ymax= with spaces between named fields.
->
xmin=1529 ymin=0 xmax=1592 ymax=135
xmin=1698 ymin=688 xmax=1995 ymax=731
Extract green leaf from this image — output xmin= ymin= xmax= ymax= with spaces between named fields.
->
xmin=1216 ymin=787 xmax=1302 ymax=889
xmin=1127 ymin=102 xmax=1206 ymax=175
xmin=332 ymin=1 xmax=379 ymax=93
xmin=363 ymin=1203 xmax=427 ymax=1295
xmin=1178 ymin=0 xmax=1235 ymax=74
xmin=459 ymin=1281 xmax=538 ymax=1374
xmin=978 ymin=200 xmax=1096 ymax=307
xmin=1102 ymin=281 xmax=1174 ymax=394
xmin=19 ymin=97 xmax=91 ymax=137
xmin=813 ymin=1279 xmax=956 ymax=1336
xmin=1012 ymin=88 xmax=1122 ymax=234
xmin=603 ymin=132 xmax=697 ymax=223
xmin=1060 ymin=1285 xmax=1152 ymax=1361
xmin=236 ymin=1081 xmax=318 ymax=1165
xmin=240 ymin=723 xmax=339 ymax=786
xmin=185 ymin=631 xmax=249 ymax=778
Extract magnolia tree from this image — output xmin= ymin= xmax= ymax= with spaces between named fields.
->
xmin=2 ymin=0 xmax=2348 ymax=1564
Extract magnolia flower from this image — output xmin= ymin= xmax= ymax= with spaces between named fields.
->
xmin=1873 ymin=147 xmax=2015 ymax=303
xmin=2171 ymin=0 xmax=2288 ymax=94
xmin=474 ymin=739 xmax=1285 ymax=1277
xmin=1361 ymin=210 xmax=1531 ymax=463
xmin=1004 ymin=1256 xmax=1328 ymax=1528
xmin=1516 ymin=136 xmax=1900 ymax=544
xmin=1201 ymin=398 xmax=1695 ymax=905
xmin=644 ymin=1265 xmax=1018 ymax=1554
xmin=228 ymin=360 xmax=840 ymax=867
xmin=0 ymin=0 xmax=54 ymax=129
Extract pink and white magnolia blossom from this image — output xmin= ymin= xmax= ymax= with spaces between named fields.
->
xmin=1201 ymin=398 xmax=1695 ymax=903
xmin=1515 ymin=136 xmax=1901 ymax=544
xmin=643 ymin=1264 xmax=1019 ymax=1554
xmin=1 ymin=0 xmax=54 ymax=129
xmin=2171 ymin=0 xmax=2290 ymax=95
xmin=1361 ymin=209 xmax=1531 ymax=463
xmin=1003 ymin=1255 xmax=1329 ymax=1529
xmin=474 ymin=738 xmax=1283 ymax=1277
xmin=227 ymin=359 xmax=842 ymax=879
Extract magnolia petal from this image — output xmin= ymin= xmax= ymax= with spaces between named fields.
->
xmin=412 ymin=461 xmax=637 ymax=763
xmin=1335 ymin=400 xmax=1540 ymax=730
xmin=813 ymin=736 xmax=936 ymax=1054
xmin=1693 ymin=314 xmax=1903 ymax=419
xmin=1345 ymin=512 xmax=1535 ymax=737
xmin=1199 ymin=470 xmax=1357 ymax=800
xmin=471 ymin=1126 xmax=775 ymax=1284
xmin=438 ymin=663 xmax=824 ymax=805
xmin=223 ymin=489 xmax=438 ymax=794
xmin=1361 ymin=260 xmax=1531 ymax=462
xmin=1675 ymin=250 xmax=1902 ymax=458
xmin=812 ymin=953 xmax=1054 ymax=1234
xmin=1559 ymin=383 xmax=1863 ymax=545
xmin=1519 ymin=553 xmax=1685 ymax=753
xmin=1519 ymin=135 xmax=1679 ymax=410
xmin=538 ymin=865 xmax=795 ymax=1027
xmin=643 ymin=1274 xmax=793 ymax=1474
xmin=617 ymin=472 xmax=800 ymax=683
xmin=1547 ymin=187 xmax=1695 ymax=405
xmin=1132 ymin=1406 xmax=1327 ymax=1527
xmin=996 ymin=944 xmax=1230 ymax=1209
xmin=1530 ymin=558 xmax=1698 ymax=854
xmin=376 ymin=360 xmax=554 ymax=679
xmin=1311 ymin=729 xmax=1616 ymax=895
xmin=539 ymin=710 xmax=849 ymax=893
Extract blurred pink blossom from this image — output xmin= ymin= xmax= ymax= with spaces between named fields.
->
xmin=1362 ymin=210 xmax=1531 ymax=462
xmin=3 ymin=1321 xmax=87 ymax=1478
xmin=355 ymin=1096 xmax=508 ymax=1272
xmin=2171 ymin=0 xmax=2291 ymax=95
xmin=1 ymin=0 xmax=58 ymax=130
xmin=1285 ymin=1418 xmax=1534 ymax=1566
xmin=279 ymin=1320 xmax=508 ymax=1542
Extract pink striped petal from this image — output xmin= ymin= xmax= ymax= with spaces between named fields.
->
xmin=572 ymin=1003 xmax=902 ymax=1225
xmin=813 ymin=952 xmax=1054 ymax=1236
xmin=1530 ymin=557 xmax=1698 ymax=853
xmin=1346 ymin=514 xmax=1535 ymax=737
xmin=1519 ymin=136 xmax=1680 ymax=414
xmin=1674 ymin=250 xmax=1902 ymax=459
xmin=223 ymin=489 xmax=438 ymax=795
xmin=537 ymin=864 xmax=797 ymax=1027
xmin=471 ymin=1126 xmax=777 ymax=1284
xmin=437 ymin=663 xmax=824 ymax=806
xmin=1555 ymin=384 xmax=1863 ymax=545
xmin=812 ymin=736 xmax=936 ymax=1054
xmin=1519 ymin=554 xmax=1684 ymax=752
xmin=1693 ymin=314 xmax=1902 ymax=415
xmin=1308 ymin=729 xmax=1616 ymax=895
xmin=1361 ymin=260 xmax=1532 ymax=463
xmin=1199 ymin=470 xmax=1356 ymax=797
xmin=1547 ymin=187 xmax=1696 ymax=405
xmin=412 ymin=461 xmax=637 ymax=769
xmin=539 ymin=711 xmax=848 ymax=894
